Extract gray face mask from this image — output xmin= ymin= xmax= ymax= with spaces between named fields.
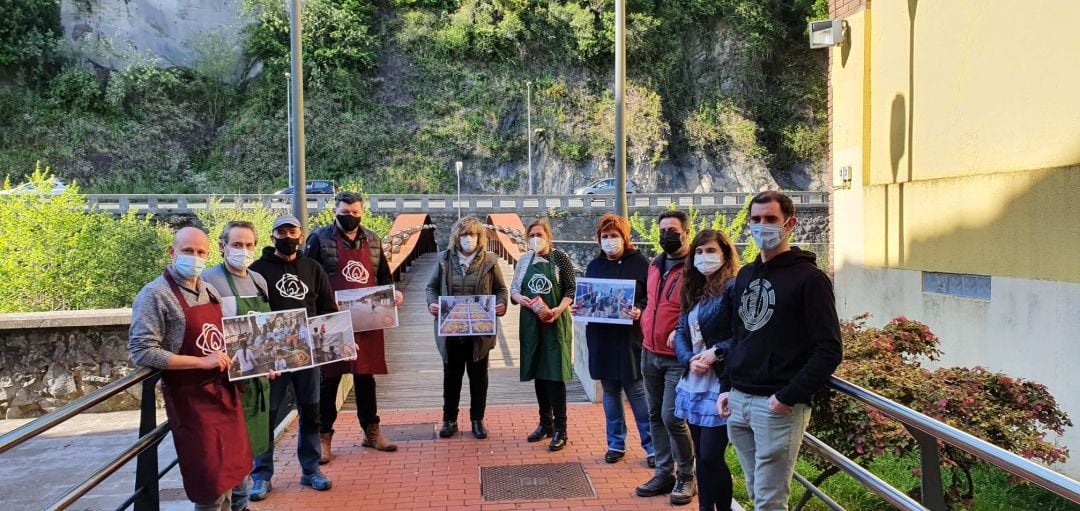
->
xmin=750 ymin=223 xmax=784 ymax=250
xmin=459 ymin=235 xmax=477 ymax=253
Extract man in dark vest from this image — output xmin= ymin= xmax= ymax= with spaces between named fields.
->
xmin=306 ymin=192 xmax=404 ymax=459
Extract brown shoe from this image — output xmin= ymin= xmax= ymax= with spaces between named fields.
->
xmin=362 ymin=424 xmax=398 ymax=452
xmin=319 ymin=432 xmax=332 ymax=465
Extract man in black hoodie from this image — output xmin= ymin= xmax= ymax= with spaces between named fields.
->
xmin=248 ymin=215 xmax=338 ymax=501
xmin=716 ymin=191 xmax=843 ymax=511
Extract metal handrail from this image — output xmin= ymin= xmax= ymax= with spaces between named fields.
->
xmin=0 ymin=367 xmax=158 ymax=455
xmin=828 ymin=376 xmax=1080 ymax=503
xmin=801 ymin=433 xmax=928 ymax=510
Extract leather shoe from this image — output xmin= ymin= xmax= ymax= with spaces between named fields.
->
xmin=635 ymin=474 xmax=676 ymax=497
xmin=647 ymin=454 xmax=656 ymax=469
xmin=438 ymin=421 xmax=458 ymax=438
xmin=548 ymin=431 xmax=567 ymax=451
xmin=604 ymin=450 xmax=625 ymax=463
xmin=471 ymin=420 xmax=488 ymax=439
xmin=526 ymin=424 xmax=553 ymax=442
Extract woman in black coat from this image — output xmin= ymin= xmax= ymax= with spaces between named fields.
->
xmin=577 ymin=214 xmax=654 ymax=465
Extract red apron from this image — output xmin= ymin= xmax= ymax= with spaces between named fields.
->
xmin=322 ymin=231 xmax=388 ymax=377
xmin=161 ymin=271 xmax=252 ymax=504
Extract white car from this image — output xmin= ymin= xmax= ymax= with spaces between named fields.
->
xmin=574 ymin=178 xmax=638 ymax=195
xmin=0 ymin=177 xmax=67 ymax=196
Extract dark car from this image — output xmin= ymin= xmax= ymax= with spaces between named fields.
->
xmin=273 ymin=180 xmax=340 ymax=196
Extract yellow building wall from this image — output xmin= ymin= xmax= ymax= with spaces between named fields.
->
xmin=833 ymin=1 xmax=1080 ymax=283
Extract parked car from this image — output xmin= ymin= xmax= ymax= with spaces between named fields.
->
xmin=273 ymin=180 xmax=340 ymax=197
xmin=574 ymin=178 xmax=638 ymax=195
xmin=0 ymin=177 xmax=67 ymax=196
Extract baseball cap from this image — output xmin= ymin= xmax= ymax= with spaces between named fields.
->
xmin=271 ymin=215 xmax=302 ymax=231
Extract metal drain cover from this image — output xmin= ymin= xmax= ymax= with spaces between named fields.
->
xmin=381 ymin=422 xmax=436 ymax=441
xmin=480 ymin=462 xmax=596 ymax=501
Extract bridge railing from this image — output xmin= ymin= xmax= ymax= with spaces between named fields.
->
xmin=81 ymin=192 xmax=830 ymax=215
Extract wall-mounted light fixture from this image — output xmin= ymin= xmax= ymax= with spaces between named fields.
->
xmin=809 ymin=19 xmax=846 ymax=48
xmin=837 ymin=165 xmax=853 ymax=190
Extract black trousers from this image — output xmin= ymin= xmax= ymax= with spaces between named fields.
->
xmin=689 ymin=424 xmax=733 ymax=511
xmin=534 ymin=379 xmax=568 ymax=432
xmin=442 ymin=337 xmax=490 ymax=422
xmin=319 ymin=373 xmax=379 ymax=434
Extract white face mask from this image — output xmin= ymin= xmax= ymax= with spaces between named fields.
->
xmin=694 ymin=253 xmax=723 ymax=275
xmin=174 ymin=254 xmax=207 ymax=280
xmin=529 ymin=237 xmax=547 ymax=253
xmin=225 ymin=247 xmax=255 ymax=270
xmin=600 ymin=237 xmax=623 ymax=256
xmin=750 ymin=223 xmax=785 ymax=251
xmin=459 ymin=235 xmax=477 ymax=253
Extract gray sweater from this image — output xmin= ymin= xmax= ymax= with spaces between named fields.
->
xmin=128 ymin=265 xmax=223 ymax=370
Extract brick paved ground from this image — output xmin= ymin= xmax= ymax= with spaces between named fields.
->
xmin=248 ymin=402 xmax=742 ymax=510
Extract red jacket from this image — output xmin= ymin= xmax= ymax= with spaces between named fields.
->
xmin=640 ymin=254 xmax=685 ymax=357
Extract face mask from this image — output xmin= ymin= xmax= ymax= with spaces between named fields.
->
xmin=694 ymin=253 xmax=723 ymax=276
xmin=336 ymin=214 xmax=361 ymax=232
xmin=600 ymin=238 xmax=623 ymax=256
xmin=659 ymin=231 xmax=684 ymax=255
xmin=225 ymin=247 xmax=255 ymax=270
xmin=529 ymin=237 xmax=547 ymax=253
xmin=174 ymin=254 xmax=206 ymax=280
xmin=274 ymin=237 xmax=301 ymax=256
xmin=459 ymin=235 xmax=477 ymax=253
xmin=750 ymin=223 xmax=785 ymax=251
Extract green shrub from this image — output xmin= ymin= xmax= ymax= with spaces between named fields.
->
xmin=47 ymin=66 xmax=105 ymax=114
xmin=629 ymin=197 xmax=760 ymax=264
xmin=0 ymin=0 xmax=62 ymax=79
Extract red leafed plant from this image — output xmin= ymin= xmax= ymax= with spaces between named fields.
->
xmin=802 ymin=315 xmax=1071 ymax=508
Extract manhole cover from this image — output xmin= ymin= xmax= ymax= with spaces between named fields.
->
xmin=381 ymin=422 xmax=436 ymax=441
xmin=480 ymin=462 xmax=596 ymax=501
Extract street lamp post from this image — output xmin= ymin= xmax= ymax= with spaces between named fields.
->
xmin=614 ymin=0 xmax=628 ymax=217
xmin=455 ymin=160 xmax=463 ymax=220
xmin=526 ymin=81 xmax=533 ymax=195
xmin=286 ymin=71 xmax=292 ymax=189
xmin=287 ymin=0 xmax=308 ymax=231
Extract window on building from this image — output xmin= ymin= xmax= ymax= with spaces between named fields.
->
xmin=922 ymin=272 xmax=991 ymax=300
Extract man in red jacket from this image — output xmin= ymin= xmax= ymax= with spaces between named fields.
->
xmin=636 ymin=210 xmax=696 ymax=506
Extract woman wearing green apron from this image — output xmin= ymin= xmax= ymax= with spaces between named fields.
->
xmin=510 ymin=219 xmax=577 ymax=452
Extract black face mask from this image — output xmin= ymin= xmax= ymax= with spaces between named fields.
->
xmin=336 ymin=214 xmax=361 ymax=232
xmin=659 ymin=231 xmax=684 ymax=255
xmin=274 ymin=237 xmax=301 ymax=256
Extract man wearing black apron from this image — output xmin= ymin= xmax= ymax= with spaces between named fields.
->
xmin=202 ymin=220 xmax=274 ymax=511
xmin=306 ymin=192 xmax=404 ymax=458
xmin=129 ymin=227 xmax=251 ymax=511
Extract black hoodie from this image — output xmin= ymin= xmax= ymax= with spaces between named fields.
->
xmin=717 ymin=247 xmax=842 ymax=405
xmin=249 ymin=247 xmax=338 ymax=318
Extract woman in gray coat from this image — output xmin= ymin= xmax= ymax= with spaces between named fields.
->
xmin=426 ymin=216 xmax=509 ymax=439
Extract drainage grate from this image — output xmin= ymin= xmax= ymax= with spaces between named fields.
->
xmin=380 ymin=422 xmax=437 ymax=441
xmin=480 ymin=462 xmax=596 ymax=501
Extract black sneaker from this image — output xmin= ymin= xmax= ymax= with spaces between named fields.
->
xmin=669 ymin=476 xmax=696 ymax=505
xmin=438 ymin=421 xmax=458 ymax=438
xmin=635 ymin=474 xmax=676 ymax=497
xmin=526 ymin=424 xmax=553 ymax=442
xmin=604 ymin=450 xmax=625 ymax=463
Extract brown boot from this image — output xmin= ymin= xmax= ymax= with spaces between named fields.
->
xmin=362 ymin=424 xmax=398 ymax=452
xmin=319 ymin=432 xmax=332 ymax=464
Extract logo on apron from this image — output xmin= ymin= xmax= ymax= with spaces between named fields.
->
xmin=527 ymin=274 xmax=553 ymax=295
xmin=739 ymin=278 xmax=776 ymax=332
xmin=342 ymin=260 xmax=370 ymax=284
xmin=195 ymin=323 xmax=226 ymax=355
xmin=276 ymin=273 xmax=309 ymax=300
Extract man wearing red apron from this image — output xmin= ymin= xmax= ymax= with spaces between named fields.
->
xmin=128 ymin=227 xmax=251 ymax=510
xmin=306 ymin=192 xmax=404 ymax=458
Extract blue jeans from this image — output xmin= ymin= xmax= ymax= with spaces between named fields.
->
xmin=251 ymin=367 xmax=322 ymax=482
xmin=641 ymin=350 xmax=695 ymax=479
xmin=601 ymin=378 xmax=653 ymax=455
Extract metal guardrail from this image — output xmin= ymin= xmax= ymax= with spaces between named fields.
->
xmin=81 ymin=192 xmax=830 ymax=215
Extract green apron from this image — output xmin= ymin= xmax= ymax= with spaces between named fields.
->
xmin=518 ymin=252 xmax=573 ymax=382
xmin=224 ymin=267 xmax=273 ymax=457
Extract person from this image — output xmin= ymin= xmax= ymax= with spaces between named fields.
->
xmin=636 ymin=210 xmax=697 ymax=505
xmin=577 ymin=214 xmax=654 ymax=466
xmin=202 ymin=220 xmax=276 ymax=510
xmin=673 ymin=229 xmax=740 ymax=511
xmin=306 ymin=192 xmax=404 ymax=458
xmin=425 ymin=216 xmax=509 ymax=439
xmin=715 ymin=191 xmax=843 ymax=511
xmin=510 ymin=218 xmax=576 ymax=452
xmin=248 ymin=215 xmax=337 ymax=500
xmin=128 ymin=227 xmax=251 ymax=511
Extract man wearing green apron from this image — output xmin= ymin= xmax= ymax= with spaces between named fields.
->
xmin=202 ymin=221 xmax=273 ymax=511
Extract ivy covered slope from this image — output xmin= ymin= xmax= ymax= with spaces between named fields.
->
xmin=0 ymin=0 xmax=829 ymax=195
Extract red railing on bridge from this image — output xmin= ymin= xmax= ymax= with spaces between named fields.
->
xmin=485 ymin=213 xmax=527 ymax=265
xmin=383 ymin=213 xmax=438 ymax=280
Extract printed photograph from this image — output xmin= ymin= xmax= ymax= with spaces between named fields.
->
xmin=223 ymin=308 xmax=312 ymax=381
xmin=336 ymin=285 xmax=400 ymax=333
xmin=573 ymin=278 xmax=636 ymax=325
xmin=438 ymin=295 xmax=497 ymax=337
xmin=309 ymin=310 xmax=357 ymax=366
